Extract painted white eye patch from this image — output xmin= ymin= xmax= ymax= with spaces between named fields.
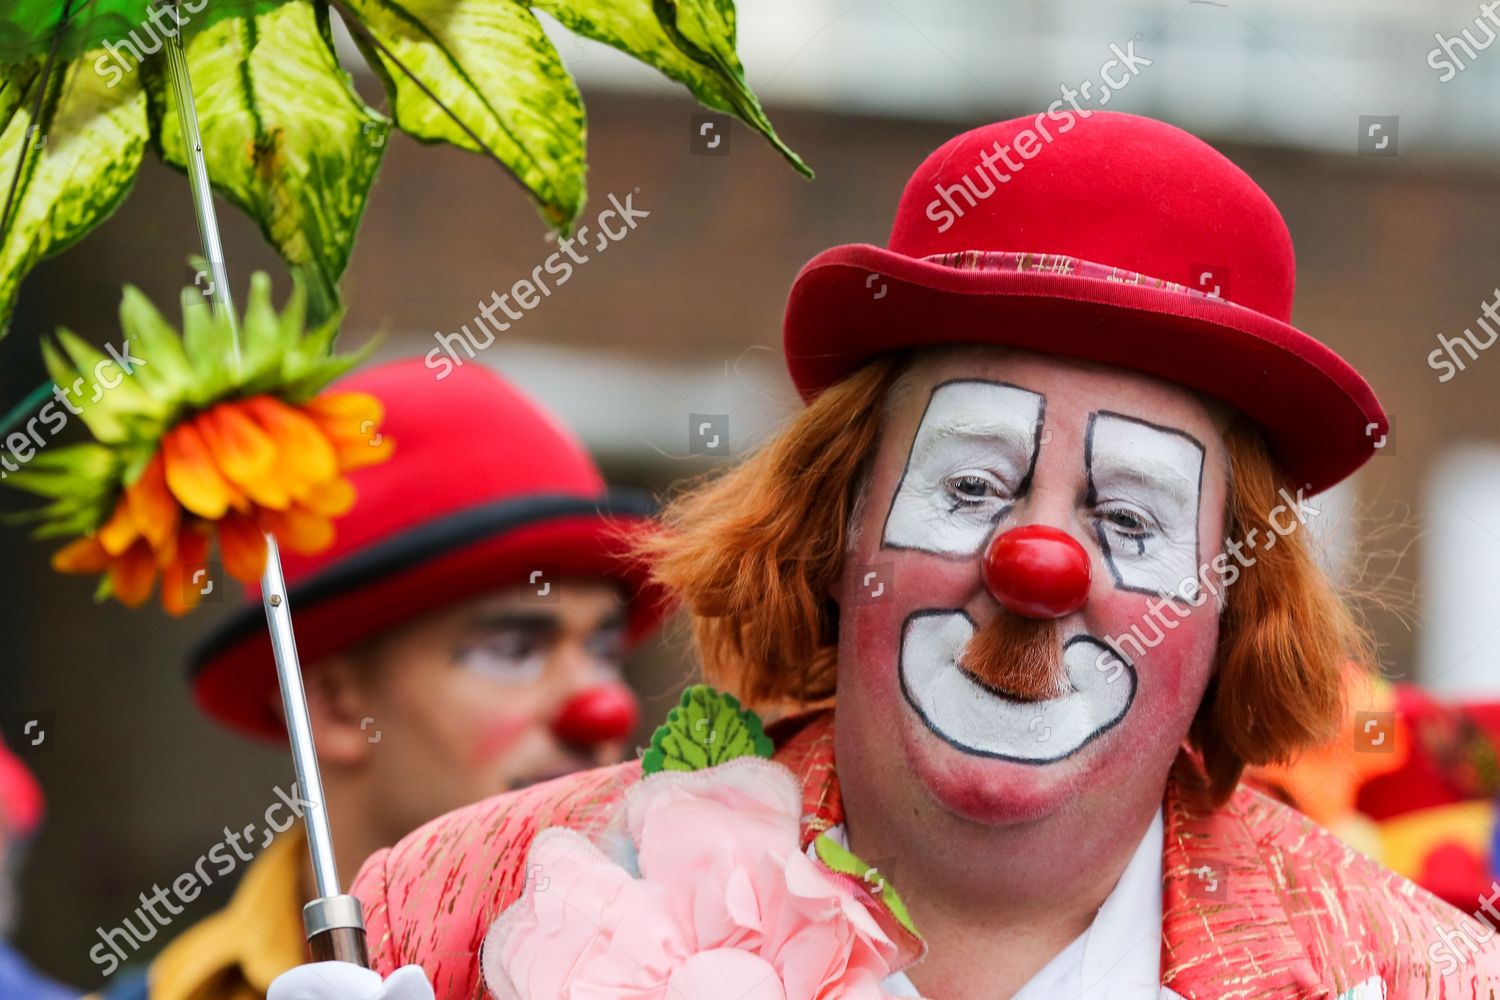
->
xmin=882 ymin=380 xmax=1044 ymax=556
xmin=1085 ymin=411 xmax=1204 ymax=598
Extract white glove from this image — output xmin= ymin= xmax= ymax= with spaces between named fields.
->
xmin=268 ymin=962 xmax=435 ymax=1000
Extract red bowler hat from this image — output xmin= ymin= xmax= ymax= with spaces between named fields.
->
xmin=191 ymin=357 xmax=669 ymax=741
xmin=784 ymin=111 xmax=1387 ymax=494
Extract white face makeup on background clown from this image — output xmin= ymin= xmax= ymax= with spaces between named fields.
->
xmin=836 ymin=348 xmax=1227 ymax=825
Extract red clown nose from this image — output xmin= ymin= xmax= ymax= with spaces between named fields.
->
xmin=552 ymin=684 xmax=640 ymax=745
xmin=982 ymin=525 xmax=1093 ymax=619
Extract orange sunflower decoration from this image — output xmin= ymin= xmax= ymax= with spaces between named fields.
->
xmin=5 ymin=272 xmax=392 ymax=614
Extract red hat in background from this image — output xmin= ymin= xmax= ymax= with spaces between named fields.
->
xmin=0 ymin=739 xmax=43 ymax=837
xmin=784 ymin=111 xmax=1387 ymax=494
xmin=191 ymin=357 xmax=670 ymax=741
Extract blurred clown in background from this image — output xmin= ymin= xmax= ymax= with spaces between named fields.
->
xmin=91 ymin=358 xmax=666 ymax=1000
xmin=1256 ymin=671 xmax=1500 ymax=924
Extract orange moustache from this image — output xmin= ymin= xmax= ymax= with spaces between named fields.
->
xmin=958 ymin=613 xmax=1066 ymax=702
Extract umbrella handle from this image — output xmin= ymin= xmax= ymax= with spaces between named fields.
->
xmin=305 ymin=895 xmax=371 ymax=966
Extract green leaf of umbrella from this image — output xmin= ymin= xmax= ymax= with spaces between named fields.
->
xmin=148 ymin=1 xmax=389 ymax=323
xmin=0 ymin=54 xmax=148 ymax=338
xmin=532 ymin=0 xmax=809 ymax=177
xmin=0 ymin=0 xmax=294 ymax=66
xmin=0 ymin=0 xmax=149 ymax=65
xmin=1 ymin=60 xmax=39 ymax=133
xmin=339 ymin=0 xmax=585 ymax=229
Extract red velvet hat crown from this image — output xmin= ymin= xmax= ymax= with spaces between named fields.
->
xmin=192 ymin=357 xmax=665 ymax=740
xmin=784 ymin=111 xmax=1386 ymax=493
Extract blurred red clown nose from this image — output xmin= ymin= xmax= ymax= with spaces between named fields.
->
xmin=552 ymin=684 xmax=640 ymax=745
xmin=982 ymin=525 xmax=1092 ymax=619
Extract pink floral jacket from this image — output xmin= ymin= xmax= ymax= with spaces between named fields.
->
xmin=354 ymin=711 xmax=1500 ymax=999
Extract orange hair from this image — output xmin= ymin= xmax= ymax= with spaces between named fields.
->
xmin=638 ymin=356 xmax=1367 ymax=805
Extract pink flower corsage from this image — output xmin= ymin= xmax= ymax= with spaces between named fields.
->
xmin=480 ymin=688 xmax=923 ymax=1000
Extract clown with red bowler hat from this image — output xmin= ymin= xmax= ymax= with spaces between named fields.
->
xmin=92 ymin=357 xmax=666 ymax=1000
xmin=273 ymin=112 xmax=1498 ymax=999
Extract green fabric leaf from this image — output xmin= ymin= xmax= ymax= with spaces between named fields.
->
xmin=119 ymin=284 xmax=195 ymax=403
xmin=2 ymin=442 xmax=125 ymax=538
xmin=0 ymin=54 xmax=147 ymax=337
xmin=813 ymin=834 xmax=920 ymax=939
xmin=533 ymin=0 xmax=809 ymax=178
xmin=641 ymin=684 xmax=773 ymax=774
xmin=239 ymin=270 xmax=289 ymax=384
xmin=54 ymin=327 xmax=166 ymax=423
xmin=2 ymin=443 xmax=119 ymax=499
xmin=0 ymin=0 xmax=292 ymax=65
xmin=40 ymin=335 xmax=127 ymax=443
xmin=148 ymin=1 xmax=389 ymax=321
xmin=179 ymin=290 xmax=238 ymax=404
xmin=0 ymin=60 xmax=38 ymax=133
xmin=343 ymin=0 xmax=584 ymax=228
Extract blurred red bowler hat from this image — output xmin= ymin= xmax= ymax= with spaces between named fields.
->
xmin=191 ymin=357 xmax=670 ymax=741
xmin=783 ymin=111 xmax=1387 ymax=494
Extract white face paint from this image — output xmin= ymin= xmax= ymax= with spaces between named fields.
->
xmin=883 ymin=381 xmax=1044 ymax=556
xmin=898 ymin=612 xmax=1135 ymax=762
xmin=1085 ymin=412 xmax=1204 ymax=598
xmin=879 ymin=383 xmax=1202 ymax=764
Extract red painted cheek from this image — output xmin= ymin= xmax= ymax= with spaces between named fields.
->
xmin=845 ymin=553 xmax=975 ymax=658
xmin=469 ymin=712 xmax=535 ymax=767
xmin=1091 ymin=589 xmax=1219 ymax=713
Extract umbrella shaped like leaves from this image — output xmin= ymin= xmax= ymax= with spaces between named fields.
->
xmin=0 ymin=0 xmax=810 ymax=333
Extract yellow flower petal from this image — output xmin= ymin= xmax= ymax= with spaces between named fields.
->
xmin=261 ymin=504 xmax=334 ymax=555
xmin=305 ymin=391 xmax=383 ymax=433
xmin=197 ymin=402 xmax=280 ymax=501
xmin=243 ymin=397 xmax=337 ymax=498
xmin=52 ymin=536 xmax=109 ymax=575
xmin=162 ymin=422 xmax=244 ymax=519
xmin=299 ymin=476 xmax=356 ymax=518
xmin=160 ymin=528 xmax=211 ymax=617
xmin=217 ymin=513 xmax=269 ymax=585
xmin=304 ymin=392 xmax=393 ymax=471
xmin=109 ymin=541 xmax=157 ymax=608
xmin=336 ymin=432 xmax=394 ymax=472
xmin=124 ymin=454 xmax=180 ymax=553
xmin=96 ymin=498 xmax=140 ymax=557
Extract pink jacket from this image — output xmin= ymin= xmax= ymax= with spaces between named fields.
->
xmin=354 ymin=711 xmax=1500 ymax=998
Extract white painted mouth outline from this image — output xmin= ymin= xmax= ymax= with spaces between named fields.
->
xmin=897 ymin=610 xmax=1137 ymax=764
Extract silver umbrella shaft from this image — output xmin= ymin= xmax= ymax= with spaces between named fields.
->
xmin=260 ymin=534 xmax=342 ymax=899
xmin=162 ymin=5 xmax=359 ymax=949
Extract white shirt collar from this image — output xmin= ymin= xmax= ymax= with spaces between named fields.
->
xmin=830 ymin=808 xmax=1164 ymax=999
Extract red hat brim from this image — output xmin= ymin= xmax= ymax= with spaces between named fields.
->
xmin=190 ymin=492 xmax=671 ymax=742
xmin=784 ymin=244 xmax=1387 ymax=494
